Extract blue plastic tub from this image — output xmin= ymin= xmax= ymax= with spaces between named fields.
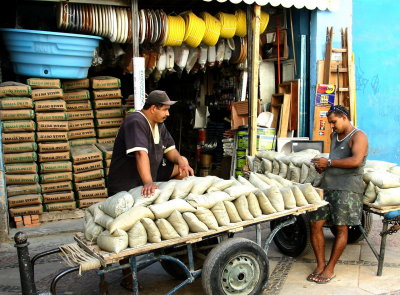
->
xmin=0 ymin=28 xmax=102 ymax=79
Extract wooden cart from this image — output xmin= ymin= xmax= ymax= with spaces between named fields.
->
xmin=31 ymin=201 xmax=328 ymax=295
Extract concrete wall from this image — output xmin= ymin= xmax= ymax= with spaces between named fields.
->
xmin=309 ymin=0 xmax=352 ymax=135
xmin=353 ymin=0 xmax=400 ymax=163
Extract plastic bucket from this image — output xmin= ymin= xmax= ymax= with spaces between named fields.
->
xmin=237 ymin=130 xmax=248 ymax=149
xmin=200 ymin=153 xmax=213 ymax=168
xmin=0 ymin=28 xmax=102 ymax=79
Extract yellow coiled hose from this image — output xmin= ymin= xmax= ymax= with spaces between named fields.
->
xmin=201 ymin=12 xmax=221 ymax=46
xmin=260 ymin=11 xmax=270 ymax=34
xmin=182 ymin=11 xmax=206 ymax=48
xmin=163 ymin=15 xmax=186 ymax=46
xmin=216 ymin=12 xmax=237 ymax=39
xmin=235 ymin=9 xmax=246 ymax=37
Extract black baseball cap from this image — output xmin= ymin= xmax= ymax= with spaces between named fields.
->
xmin=146 ymin=90 xmax=177 ymax=106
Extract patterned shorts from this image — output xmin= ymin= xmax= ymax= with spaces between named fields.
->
xmin=308 ymin=190 xmax=363 ymax=226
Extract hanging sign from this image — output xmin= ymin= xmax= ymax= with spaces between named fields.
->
xmin=315 ymin=84 xmax=336 ymax=106
xmin=133 ymin=57 xmax=145 ymax=111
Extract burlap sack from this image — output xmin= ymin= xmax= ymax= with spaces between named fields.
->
xmin=96 ymin=128 xmax=119 ymax=138
xmin=42 ymin=191 xmax=75 ymax=204
xmin=4 ymin=152 xmax=37 ymax=164
xmin=156 ymin=219 xmax=180 ymax=240
xmin=254 ymin=190 xmax=277 ymax=214
xmin=37 ymin=121 xmax=69 ymax=131
xmin=36 ymin=112 xmax=68 ymax=121
xmin=249 ymin=172 xmax=271 ymax=191
xmin=5 ymin=162 xmax=38 ymax=174
xmin=40 ymin=161 xmax=72 ymax=173
xmin=41 ymin=181 xmax=73 ymax=193
xmin=195 ymin=207 xmax=219 ymax=229
xmin=94 ymin=109 xmax=124 ymax=119
xmin=95 ymin=143 xmax=114 ymax=159
xmin=266 ymin=186 xmax=285 ymax=212
xmin=67 ymin=110 xmax=94 ymax=120
xmin=186 ymin=191 xmax=234 ymax=209
xmin=27 ymin=78 xmax=61 ymax=89
xmin=68 ymin=119 xmax=95 ymax=130
xmin=8 ymin=205 xmax=43 ymax=217
xmin=247 ymin=192 xmax=263 ymax=217
xmin=63 ymin=90 xmax=90 ymax=102
xmin=91 ymin=76 xmax=121 ymax=89
xmin=127 ymin=222 xmax=147 ymax=247
xmin=153 ymin=181 xmax=176 ymax=204
xmin=298 ymin=183 xmax=322 ymax=204
xmin=92 ymin=89 xmax=122 ymax=99
xmin=71 ymin=144 xmax=102 ymax=164
xmin=93 ymin=99 xmax=122 ymax=109
xmin=2 ymin=132 xmax=35 ymax=143
xmin=141 ymin=218 xmax=162 ymax=243
xmin=68 ymin=128 xmax=96 ymax=139
xmin=84 ymin=212 xmax=104 ymax=242
xmin=35 ymin=100 xmax=66 ymax=112
xmin=167 ymin=210 xmax=189 ymax=237
xmin=8 ymin=194 xmax=43 ymax=208
xmin=109 ymin=206 xmax=155 ymax=233
xmin=96 ymin=138 xmax=115 ymax=144
xmin=290 ymin=185 xmax=308 ymax=207
xmin=97 ymin=229 xmax=128 ymax=254
xmin=0 ymin=83 xmax=31 ymax=97
xmin=0 ymin=97 xmax=33 ymax=109
xmin=224 ymin=185 xmax=258 ymax=199
xmin=73 ymin=160 xmax=103 ymax=173
xmin=70 ymin=138 xmax=97 ymax=146
xmin=170 ymin=178 xmax=196 ymax=199
xmin=36 ymin=131 xmax=68 ymax=142
xmin=95 ymin=117 xmax=124 ymax=128
xmin=149 ymin=199 xmax=196 ymax=219
xmin=74 ymin=169 xmax=104 ymax=183
xmin=62 ymin=79 xmax=90 ymax=90
xmin=211 ymin=201 xmax=231 ymax=226
xmin=40 ymin=172 xmax=73 ymax=184
xmin=5 ymin=174 xmax=39 ymax=185
xmin=77 ymin=198 xmax=106 ymax=208
xmin=2 ymin=120 xmax=36 ymax=132
xmin=223 ymin=200 xmax=242 ymax=222
xmin=98 ymin=191 xmax=133 ymax=218
xmin=77 ymin=188 xmax=108 ymax=200
xmin=66 ymin=100 xmax=92 ymax=112
xmin=3 ymin=142 xmax=37 ymax=154
xmin=234 ymin=196 xmax=254 ymax=220
xmin=38 ymin=142 xmax=70 ymax=153
xmin=45 ymin=201 xmax=76 ymax=211
xmin=38 ymin=151 xmax=70 ymax=163
xmin=207 ymin=179 xmax=236 ymax=193
xmin=279 ymin=187 xmax=297 ymax=209
xmin=74 ymin=178 xmax=106 ymax=191
xmin=31 ymin=89 xmax=63 ymax=101
xmin=182 ymin=212 xmax=209 ymax=232
xmin=7 ymin=183 xmax=41 ymax=197
xmin=363 ymin=182 xmax=377 ymax=203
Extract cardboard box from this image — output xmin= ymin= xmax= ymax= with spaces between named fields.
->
xmin=231 ymin=100 xmax=261 ymax=130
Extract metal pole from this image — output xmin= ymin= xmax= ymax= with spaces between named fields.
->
xmin=14 ymin=232 xmax=37 ymax=295
xmin=377 ymin=221 xmax=389 ymax=276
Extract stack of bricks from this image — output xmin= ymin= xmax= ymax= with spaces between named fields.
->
xmin=0 ymin=82 xmax=43 ymax=218
xmin=91 ymin=76 xmax=124 ymax=145
xmin=29 ymin=78 xmax=76 ymax=213
xmin=63 ymin=78 xmax=97 ymax=147
xmin=95 ymin=142 xmax=114 ymax=180
xmin=13 ymin=215 xmax=40 ymax=228
xmin=71 ymin=144 xmax=107 ymax=209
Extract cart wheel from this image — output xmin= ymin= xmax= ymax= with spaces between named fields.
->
xmin=270 ymin=214 xmax=312 ymax=257
xmin=202 ymin=237 xmax=268 ymax=295
xmin=161 ymin=237 xmax=219 ymax=280
xmin=329 ymin=211 xmax=373 ymax=243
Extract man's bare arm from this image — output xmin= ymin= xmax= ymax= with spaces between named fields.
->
xmin=135 ymin=150 xmax=158 ymax=196
xmin=165 ymin=148 xmax=194 ymax=176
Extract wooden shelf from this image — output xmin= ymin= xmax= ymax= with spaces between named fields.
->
xmin=27 ymin=0 xmax=131 ymax=7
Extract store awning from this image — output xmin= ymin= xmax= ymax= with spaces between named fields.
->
xmin=202 ymin=0 xmax=340 ymax=11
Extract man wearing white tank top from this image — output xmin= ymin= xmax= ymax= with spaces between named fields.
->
xmin=308 ymin=105 xmax=368 ymax=284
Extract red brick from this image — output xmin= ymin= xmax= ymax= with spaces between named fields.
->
xmin=14 ymin=216 xmax=23 ymax=222
xmin=31 ymin=215 xmax=39 ymax=221
xmin=23 ymin=216 xmax=32 ymax=225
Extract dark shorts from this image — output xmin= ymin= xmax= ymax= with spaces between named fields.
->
xmin=308 ymin=190 xmax=363 ymax=226
xmin=156 ymin=158 xmax=175 ymax=182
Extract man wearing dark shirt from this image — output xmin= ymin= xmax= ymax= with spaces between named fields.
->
xmin=108 ymin=90 xmax=194 ymax=196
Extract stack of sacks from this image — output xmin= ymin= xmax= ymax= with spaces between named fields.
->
xmin=62 ymin=78 xmax=97 ymax=147
xmin=90 ymin=77 xmax=124 ymax=145
xmin=251 ymin=149 xmax=325 ymax=187
xmin=26 ymin=78 xmax=74 ymax=213
xmin=71 ymin=144 xmax=107 ymax=208
xmin=95 ymin=143 xmax=113 ymax=179
xmin=0 ymin=81 xmax=43 ymax=217
xmin=83 ymin=174 xmax=323 ymax=254
xmin=362 ymin=160 xmax=400 ymax=207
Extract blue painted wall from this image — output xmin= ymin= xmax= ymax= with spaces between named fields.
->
xmin=309 ymin=1 xmax=352 ymax=135
xmin=353 ymin=0 xmax=400 ymax=163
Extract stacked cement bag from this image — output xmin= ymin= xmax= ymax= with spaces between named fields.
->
xmin=95 ymin=143 xmax=113 ymax=179
xmin=71 ymin=144 xmax=107 ymax=208
xmin=91 ymin=77 xmax=124 ymax=145
xmin=362 ymin=160 xmax=400 ymax=206
xmin=83 ymin=175 xmax=322 ymax=253
xmin=26 ymin=78 xmax=75 ymax=213
xmin=62 ymin=78 xmax=97 ymax=147
xmin=0 ymin=81 xmax=43 ymax=217
xmin=252 ymin=149 xmax=324 ymax=186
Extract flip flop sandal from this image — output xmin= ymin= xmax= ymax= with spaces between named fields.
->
xmin=306 ymin=272 xmax=321 ymax=282
xmin=316 ymin=274 xmax=336 ymax=284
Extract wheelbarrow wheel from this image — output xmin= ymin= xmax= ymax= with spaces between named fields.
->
xmin=329 ymin=210 xmax=373 ymax=243
xmin=270 ymin=214 xmax=312 ymax=257
xmin=161 ymin=237 xmax=219 ymax=280
xmin=202 ymin=237 xmax=269 ymax=295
